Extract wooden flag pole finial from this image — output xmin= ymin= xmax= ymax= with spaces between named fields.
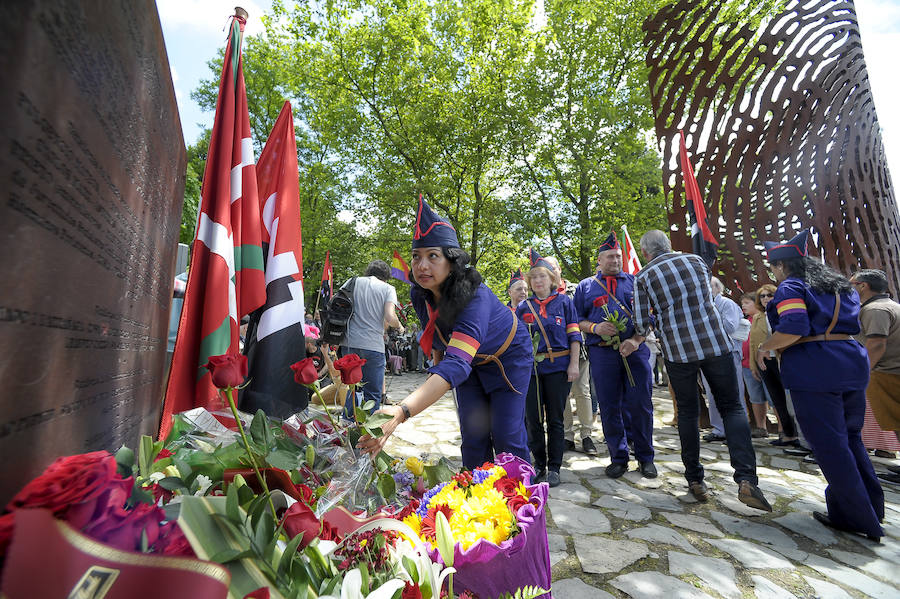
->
xmin=234 ymin=6 xmax=249 ymax=20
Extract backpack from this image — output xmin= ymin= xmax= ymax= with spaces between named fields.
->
xmin=320 ymin=277 xmax=356 ymax=346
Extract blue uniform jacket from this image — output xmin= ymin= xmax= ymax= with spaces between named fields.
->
xmin=515 ymin=292 xmax=580 ymax=375
xmin=766 ymin=276 xmax=869 ymax=392
xmin=411 ymin=283 xmax=533 ymax=391
xmin=573 ymin=272 xmax=643 ymax=346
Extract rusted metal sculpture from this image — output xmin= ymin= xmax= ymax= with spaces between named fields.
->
xmin=643 ymin=0 xmax=900 ymax=295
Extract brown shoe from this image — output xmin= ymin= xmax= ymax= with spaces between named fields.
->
xmin=738 ymin=480 xmax=773 ymax=512
xmin=689 ymin=480 xmax=709 ymax=502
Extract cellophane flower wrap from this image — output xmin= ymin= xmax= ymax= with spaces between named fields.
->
xmin=401 ymin=453 xmax=550 ymax=598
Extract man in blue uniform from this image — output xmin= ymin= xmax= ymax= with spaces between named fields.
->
xmin=760 ymin=230 xmax=883 ymax=540
xmin=574 ymin=232 xmax=656 ymax=478
xmin=358 ymin=197 xmax=532 ymax=469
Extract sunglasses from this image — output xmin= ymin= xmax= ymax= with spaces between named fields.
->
xmin=758 ymin=293 xmax=774 ymax=298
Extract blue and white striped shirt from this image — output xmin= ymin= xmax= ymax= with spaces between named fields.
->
xmin=633 ymin=252 xmax=733 ymax=363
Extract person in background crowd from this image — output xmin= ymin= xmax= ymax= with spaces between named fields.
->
xmin=633 ymin=230 xmax=770 ymax=510
xmin=339 ymin=260 xmax=405 ymax=417
xmin=752 ymin=284 xmax=801 ymax=448
xmin=740 ymin=291 xmax=772 ymax=437
xmin=851 ymin=269 xmax=900 ymax=483
xmin=507 ymin=268 xmax=528 ymax=311
xmin=701 ymin=277 xmax=750 ymax=443
xmin=516 ymin=250 xmax=581 ymax=486
xmin=760 ymin=230 xmax=883 ymax=540
xmin=545 ymin=257 xmax=597 ymax=456
xmin=358 ymin=198 xmax=532 ymax=469
xmin=576 ymin=232 xmax=656 ymax=478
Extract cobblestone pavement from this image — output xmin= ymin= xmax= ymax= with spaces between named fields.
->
xmin=382 ymin=371 xmax=900 ymax=599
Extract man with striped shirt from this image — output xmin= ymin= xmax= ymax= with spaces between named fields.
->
xmin=622 ymin=230 xmax=771 ymax=511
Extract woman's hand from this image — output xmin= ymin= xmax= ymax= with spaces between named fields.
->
xmin=566 ymin=360 xmax=579 ymax=382
xmin=357 ymin=404 xmax=404 ymax=456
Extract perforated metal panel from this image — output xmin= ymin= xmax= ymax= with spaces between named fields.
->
xmin=643 ymin=0 xmax=900 ymax=295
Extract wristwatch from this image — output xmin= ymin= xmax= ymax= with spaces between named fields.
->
xmin=400 ymin=403 xmax=411 ymax=422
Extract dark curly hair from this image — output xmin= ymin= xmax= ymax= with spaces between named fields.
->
xmin=409 ymin=247 xmax=482 ymax=327
xmin=774 ymin=256 xmax=852 ymax=295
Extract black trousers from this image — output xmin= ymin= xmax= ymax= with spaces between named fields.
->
xmin=525 ymin=370 xmax=571 ymax=473
xmin=759 ymin=357 xmax=797 ymax=438
xmin=666 ymin=354 xmax=758 ymax=485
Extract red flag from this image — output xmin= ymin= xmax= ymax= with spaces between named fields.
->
xmin=160 ymin=13 xmax=265 ymax=439
xmin=620 ymin=225 xmax=642 ymax=274
xmin=391 ymin=250 xmax=411 ymax=284
xmin=240 ymin=101 xmax=308 ymax=416
xmin=679 ymin=129 xmax=718 ymax=267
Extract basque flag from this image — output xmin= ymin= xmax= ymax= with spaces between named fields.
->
xmin=319 ymin=251 xmax=333 ymax=306
xmin=679 ymin=129 xmax=718 ymax=267
xmin=620 ymin=225 xmax=642 ymax=274
xmin=160 ymin=13 xmax=266 ymax=439
xmin=391 ymin=250 xmax=411 ymax=284
xmin=239 ymin=102 xmax=309 ymax=418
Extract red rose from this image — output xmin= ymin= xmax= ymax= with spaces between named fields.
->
xmin=333 ymin=354 xmax=367 ymax=385
xmin=319 ymin=519 xmax=343 ymax=543
xmin=522 ymin=313 xmax=535 ymax=324
xmin=205 ymin=352 xmax=248 ymax=389
xmin=593 ymin=296 xmax=609 ymax=307
xmin=402 ymin=582 xmax=424 ymax=599
xmin=282 ymin=501 xmax=321 ymax=549
xmin=83 ymin=501 xmax=166 ymax=551
xmin=293 ymin=483 xmax=315 ymax=505
xmin=493 ymin=477 xmax=520 ymax=498
xmin=6 ymin=451 xmax=125 ymax=527
xmin=290 ymin=357 xmax=319 ymax=386
xmin=154 ymin=448 xmax=174 ymax=462
xmin=394 ymin=498 xmax=420 ymax=520
xmin=244 ymin=588 xmax=270 ymax=599
xmin=507 ymin=494 xmax=529 ymax=514
xmin=154 ymin=522 xmax=196 ymax=557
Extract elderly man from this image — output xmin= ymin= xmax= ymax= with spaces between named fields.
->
xmin=628 ymin=230 xmax=770 ymax=510
xmin=575 ymin=232 xmax=655 ymax=477
xmin=851 ymin=269 xmax=900 ymax=483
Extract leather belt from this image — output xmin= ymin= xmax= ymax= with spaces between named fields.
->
xmin=474 ymin=316 xmax=521 ymax=394
xmin=535 ymin=349 xmax=571 ymax=360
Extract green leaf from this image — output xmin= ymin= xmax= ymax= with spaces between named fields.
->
xmin=376 ymin=472 xmax=396 ymax=500
xmin=209 ymin=547 xmax=249 ymax=563
xmin=354 ymin=406 xmax=369 ymax=423
xmin=267 ymin=449 xmax=301 ymax=471
xmin=359 ymin=562 xmax=370 ymax=595
xmin=277 ymin=533 xmax=306 ymax=578
xmin=249 ymin=409 xmax=274 ymax=449
xmin=365 ymin=413 xmax=393 ymax=429
xmin=115 ymin=446 xmax=135 ymax=475
xmin=305 ymin=445 xmax=316 ymax=467
xmin=423 ymin=458 xmax=455 ymax=487
xmin=226 ymin=483 xmax=242 ymax=525
xmin=253 ymin=510 xmax=275 ymax=554
xmin=237 ymin=483 xmax=257 ymax=506
xmin=361 ymin=399 xmax=375 ymax=412
xmin=401 ymin=554 xmax=419 ymax=583
xmin=157 ymin=476 xmax=188 ymax=491
xmin=138 ymin=435 xmax=159 ymax=479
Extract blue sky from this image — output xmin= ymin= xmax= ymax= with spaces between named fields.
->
xmin=157 ymin=0 xmax=900 ymax=180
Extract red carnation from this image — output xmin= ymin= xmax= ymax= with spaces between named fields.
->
xmin=522 ymin=313 xmax=535 ymax=324
xmin=592 ymin=296 xmax=609 ymax=307
xmin=333 ymin=354 xmax=367 ymax=385
xmin=204 ymin=352 xmax=248 ymax=389
xmin=290 ymin=357 xmax=319 ymax=386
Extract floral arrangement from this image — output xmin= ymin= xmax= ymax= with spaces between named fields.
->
xmin=401 ymin=464 xmax=533 ymax=550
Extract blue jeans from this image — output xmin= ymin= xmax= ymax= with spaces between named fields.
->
xmin=666 ymin=353 xmax=758 ymax=485
xmin=742 ymin=366 xmax=771 ymax=405
xmin=341 ymin=347 xmax=386 ymax=419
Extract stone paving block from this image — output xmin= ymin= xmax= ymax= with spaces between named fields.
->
xmin=827 ymin=548 xmax=899 ymax=583
xmin=548 ymin=498 xmax=611 ymax=534
xmin=773 ymin=511 xmax=837 ymax=546
xmin=558 ymin=469 xmax=581 ymax=484
xmin=715 ymin=492 xmax=777 ymax=517
xmin=551 ymin=578 xmax=614 ymax=599
xmin=710 ymin=511 xmax=798 ymax=551
xmin=705 ymin=460 xmax=735 ymax=474
xmin=572 ymin=536 xmax=650 ymax=574
xmin=551 ymin=483 xmax=591 ymax=504
xmin=805 ymin=554 xmax=898 ymax=599
xmin=594 ymin=495 xmax=652 ymax=521
xmin=755 ymin=466 xmax=782 ymax=477
xmin=751 ymin=575 xmax=798 ymax=599
xmin=626 ymin=524 xmax=699 ymax=554
xmin=610 ymin=571 xmax=715 ymax=599
xmin=787 ymin=496 xmax=827 ymax=514
xmin=705 ymin=538 xmax=794 ymax=570
xmin=623 ymin=469 xmax=664 ymax=489
xmin=668 ymin=550 xmax=739 ymax=599
xmin=803 ymin=575 xmax=853 ymax=599
xmin=845 ymin=535 xmax=900 ymax=565
xmin=783 ymin=470 xmax=823 ymax=484
xmin=626 ymin=486 xmax=684 ymax=511
xmin=756 ymin=477 xmax=800 ymax=498
xmin=661 ymin=512 xmax=724 ymax=537
xmin=769 ymin=456 xmax=800 ymax=470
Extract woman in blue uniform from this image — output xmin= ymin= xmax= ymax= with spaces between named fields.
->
xmin=516 ymin=250 xmax=581 ymax=486
xmin=357 ymin=197 xmax=532 ymax=469
xmin=758 ymin=230 xmax=884 ymax=541
xmin=507 ymin=268 xmax=528 ymax=311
